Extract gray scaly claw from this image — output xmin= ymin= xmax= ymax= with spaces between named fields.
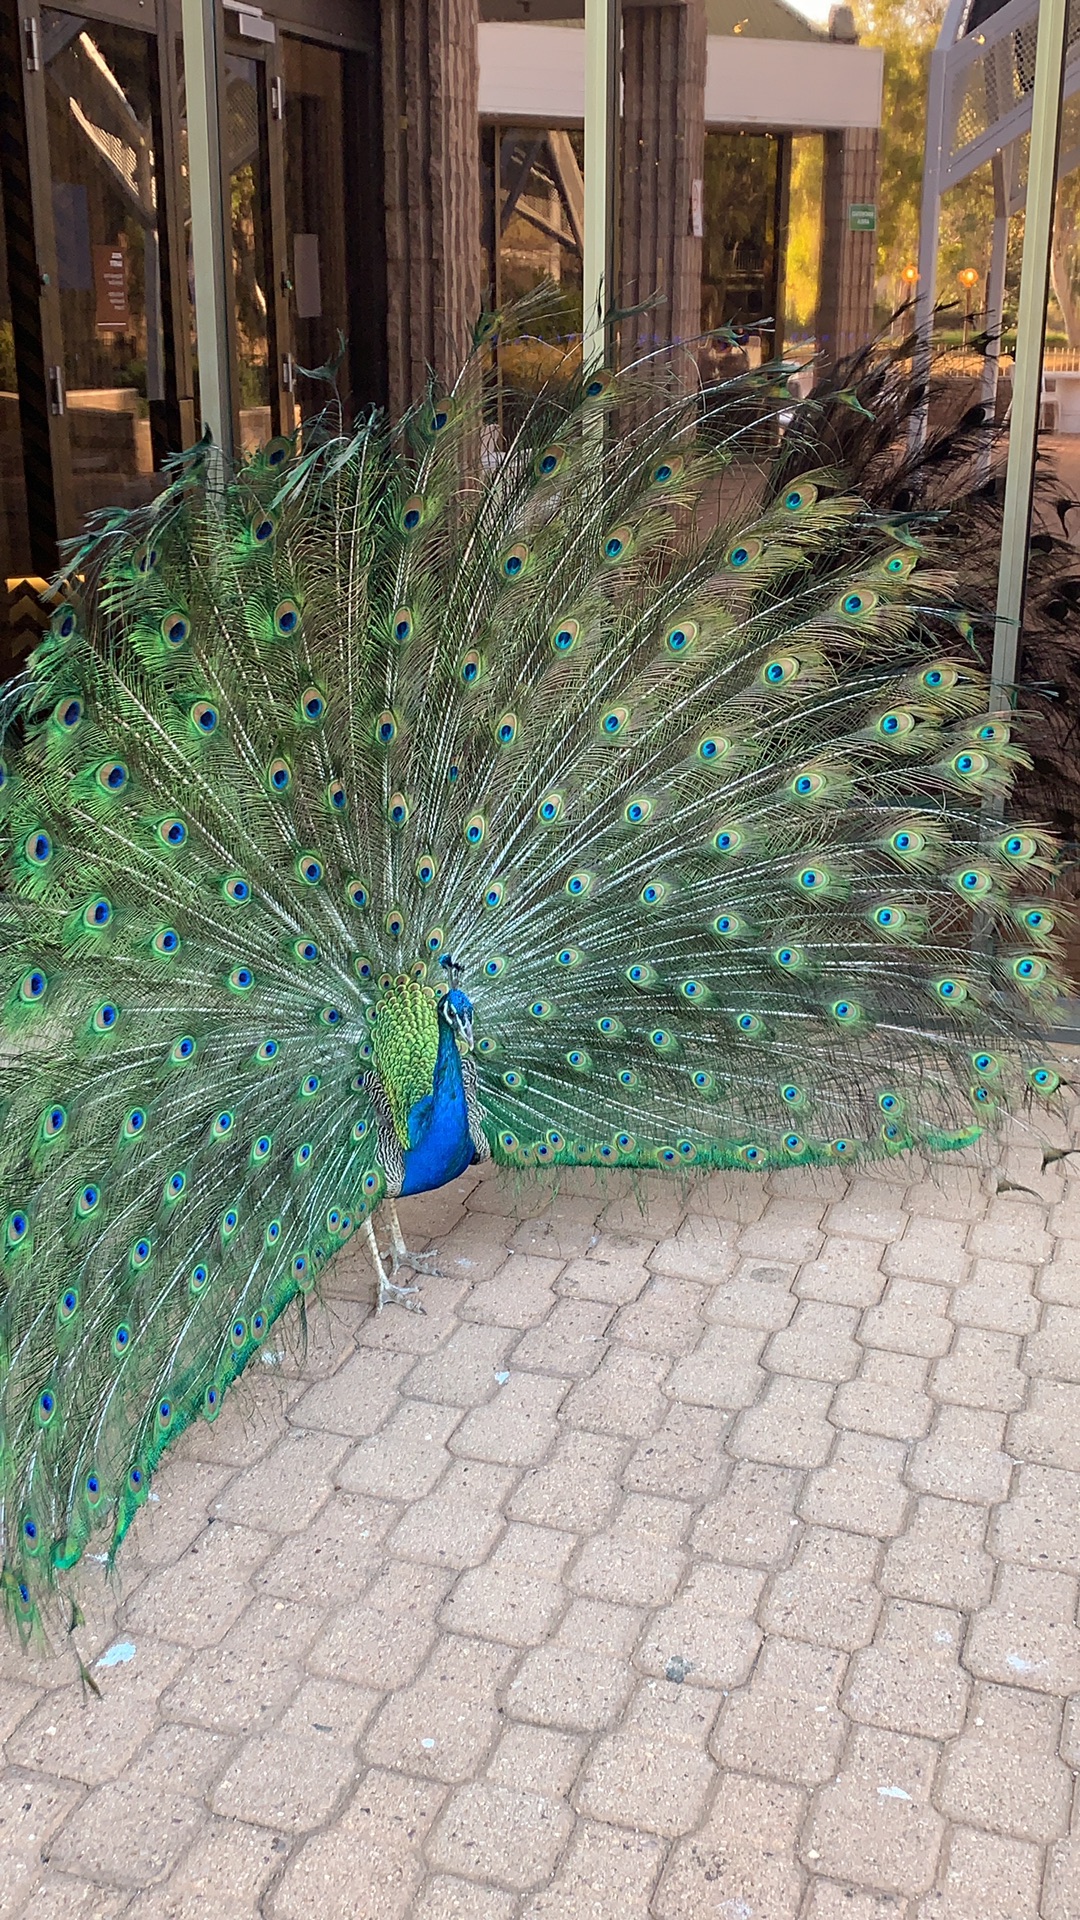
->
xmin=389 ymin=1245 xmax=442 ymax=1278
xmin=377 ymin=1274 xmax=426 ymax=1314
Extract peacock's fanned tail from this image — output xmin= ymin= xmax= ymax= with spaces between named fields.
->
xmin=0 ymin=333 xmax=1068 ymax=1636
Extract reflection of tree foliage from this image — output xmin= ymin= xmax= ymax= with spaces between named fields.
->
xmin=230 ymin=164 xmax=268 ymax=395
xmin=0 ymin=321 xmax=15 ymax=392
xmin=785 ymin=138 xmax=823 ymax=341
xmin=701 ymin=134 xmax=777 ymax=337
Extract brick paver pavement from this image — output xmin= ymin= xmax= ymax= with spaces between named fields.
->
xmin=4 ymin=1113 xmax=1080 ymax=1917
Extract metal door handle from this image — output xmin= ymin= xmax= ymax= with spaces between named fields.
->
xmin=23 ymin=16 xmax=40 ymax=70
xmin=281 ymin=354 xmax=295 ymax=393
xmin=48 ymin=365 xmax=65 ymax=415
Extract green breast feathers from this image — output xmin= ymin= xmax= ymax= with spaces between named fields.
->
xmin=369 ymin=981 xmax=441 ymax=1147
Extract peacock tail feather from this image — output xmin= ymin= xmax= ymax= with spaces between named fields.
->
xmin=0 ymin=321 xmax=1068 ymax=1636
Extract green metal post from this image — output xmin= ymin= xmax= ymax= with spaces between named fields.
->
xmin=180 ymin=0 xmax=233 ymax=457
xmin=583 ymin=0 xmax=620 ymax=373
xmin=990 ymin=0 xmax=1068 ymax=706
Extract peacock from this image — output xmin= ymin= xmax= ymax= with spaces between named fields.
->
xmin=0 ymin=311 xmax=1070 ymax=1641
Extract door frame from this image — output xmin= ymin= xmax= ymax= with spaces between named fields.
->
xmin=11 ymin=0 xmax=190 ymax=546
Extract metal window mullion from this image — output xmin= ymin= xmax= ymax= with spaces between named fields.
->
xmin=990 ymin=0 xmax=1070 ymax=707
xmin=181 ymin=0 xmax=234 ymax=456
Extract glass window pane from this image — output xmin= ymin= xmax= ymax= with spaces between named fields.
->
xmin=41 ymin=9 xmax=165 ymax=518
xmin=224 ymin=55 xmax=272 ymax=454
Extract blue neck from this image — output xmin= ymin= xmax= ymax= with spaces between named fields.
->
xmin=398 ymin=1017 xmax=474 ymax=1197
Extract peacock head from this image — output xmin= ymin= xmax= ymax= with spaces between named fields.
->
xmin=440 ymin=960 xmax=475 ymax=1051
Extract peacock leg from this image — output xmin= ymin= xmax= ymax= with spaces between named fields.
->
xmin=364 ymin=1214 xmax=425 ymax=1314
xmin=384 ymin=1200 xmax=443 ymax=1279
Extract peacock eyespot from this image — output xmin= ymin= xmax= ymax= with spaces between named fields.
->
xmin=713 ymin=829 xmax=741 ymax=853
xmin=298 ymin=855 xmax=323 ymax=885
xmin=501 ymin=543 xmax=529 ymax=578
xmin=1003 ymin=834 xmax=1036 ymax=861
xmin=496 ymin=712 xmax=518 ymax=746
xmin=191 ymin=701 xmax=218 ymax=734
xmin=600 ymin=708 xmax=629 ymax=736
xmin=59 ymin=1288 xmax=78 ymax=1320
xmin=274 ymin=599 xmax=300 ymax=636
xmin=375 ymin=711 xmax=397 ymax=745
xmin=538 ymin=794 xmax=564 ymax=822
xmin=229 ymin=966 xmax=255 ymax=991
xmin=1023 ymin=908 xmax=1052 ymax=932
xmin=665 ymin=621 xmax=697 ymax=654
xmin=83 ymin=897 xmax=112 ymax=929
xmin=268 ymin=759 xmax=292 ymax=793
xmin=400 ymin=496 xmax=424 ymax=532
xmin=212 ymin=1111 xmax=233 ymax=1138
xmin=301 ymin=688 xmax=325 ymax=722
xmin=934 ymin=977 xmax=968 ymax=1002
xmin=842 ymin=593 xmax=865 ymax=615
xmin=266 ymin=1218 xmax=282 ymax=1242
xmin=42 ymin=1105 xmax=66 ymax=1139
xmin=97 ymin=759 xmax=129 ymax=792
xmin=20 ymin=968 xmax=47 ymax=1002
xmin=728 ymin=545 xmax=751 ymax=568
xmin=94 ymin=1001 xmax=119 ymax=1032
xmin=1014 ymin=956 xmax=1047 ymax=983
xmin=551 ymin=620 xmax=579 ymax=653
xmin=392 ymin=607 xmax=413 ymax=642
xmin=253 ymin=1136 xmax=271 ymax=1159
xmin=388 ymin=793 xmax=409 ymax=828
xmin=566 ymin=871 xmax=592 ymax=897
xmin=296 ymin=1143 xmax=312 ymax=1165
xmin=37 ymin=1388 xmax=55 ymax=1422
xmin=257 ymin=1038 xmax=279 ymax=1061
xmin=1030 ymin=1066 xmax=1061 ymax=1092
xmin=953 ymin=751 xmax=988 ymax=777
xmin=224 ymin=876 xmax=250 ymax=903
xmin=736 ymin=1014 xmax=761 ymax=1033
xmin=251 ymin=512 xmax=275 ymax=544
xmin=231 ymin=1319 xmax=247 ymax=1349
xmin=222 ymin=1209 xmax=239 ymax=1234
xmin=167 ymin=1172 xmax=186 ymax=1197
xmin=85 ymin=1473 xmax=101 ymax=1502
xmin=832 ymin=1000 xmax=859 ymax=1022
xmin=602 ymin=525 xmax=631 ymax=561
xmin=113 ymin=1324 xmax=131 ymax=1354
xmin=162 ymin=611 xmax=189 ymax=647
xmin=763 ymin=656 xmax=798 ymax=685
xmin=693 ymin=1070 xmax=714 ymax=1090
xmin=171 ymin=1035 xmax=195 ymax=1062
xmin=53 ymin=606 xmax=77 ymax=639
xmin=784 ymin=1133 xmax=805 ymax=1153
xmin=25 ymin=831 xmax=52 ymax=865
xmin=640 ymin=883 xmax=665 ymax=906
xmin=159 ymin=818 xmax=187 ymax=847
xmin=464 ymin=815 xmax=486 ymax=846
xmin=77 ymin=1184 xmax=100 ymax=1215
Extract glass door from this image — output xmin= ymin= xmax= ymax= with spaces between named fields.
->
xmin=222 ymin=48 xmax=282 ymax=453
xmin=280 ymin=27 xmax=386 ymax=422
xmin=38 ymin=7 xmax=171 ymax=523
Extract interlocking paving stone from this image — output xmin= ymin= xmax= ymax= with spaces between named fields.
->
xmin=9 ymin=1134 xmax=1080 ymax=1918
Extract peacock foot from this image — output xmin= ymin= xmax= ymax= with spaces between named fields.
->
xmin=377 ymin=1272 xmax=425 ymax=1314
xmin=364 ymin=1215 xmax=426 ymax=1315
xmin=387 ymin=1245 xmax=442 ymax=1279
xmin=384 ymin=1201 xmax=442 ymax=1281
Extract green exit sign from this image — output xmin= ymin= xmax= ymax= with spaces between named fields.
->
xmin=849 ymin=203 xmax=877 ymax=232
